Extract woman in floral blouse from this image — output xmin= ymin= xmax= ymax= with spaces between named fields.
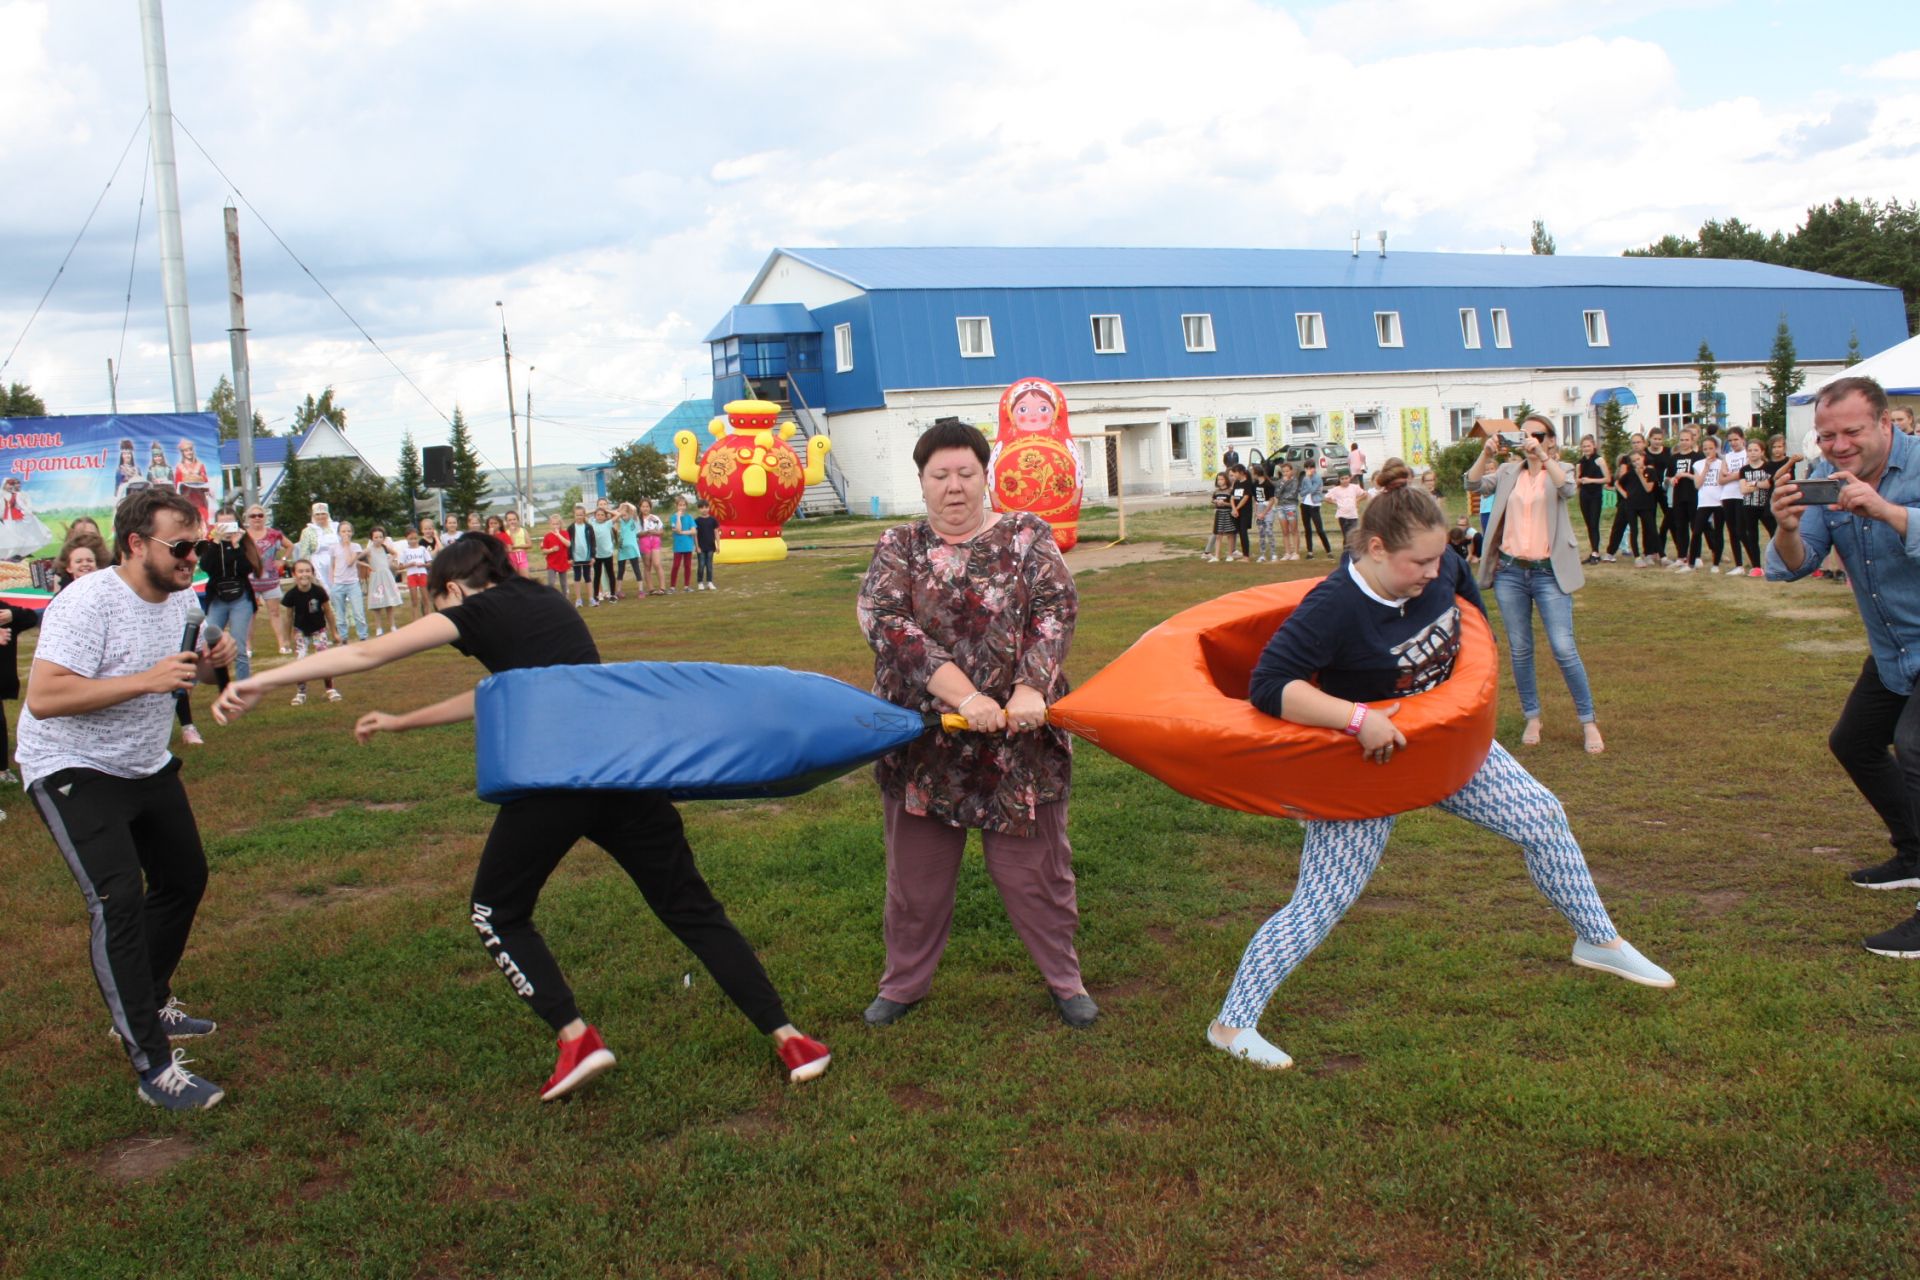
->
xmin=856 ymin=420 xmax=1094 ymax=1029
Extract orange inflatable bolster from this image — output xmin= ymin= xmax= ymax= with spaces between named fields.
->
xmin=1047 ymin=578 xmax=1498 ymax=822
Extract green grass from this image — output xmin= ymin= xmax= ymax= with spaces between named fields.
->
xmin=3 ymin=508 xmax=1917 ymax=1279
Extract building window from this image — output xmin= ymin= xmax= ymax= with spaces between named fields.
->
xmin=1169 ymin=421 xmax=1190 ymax=462
xmin=1374 ymin=311 xmax=1403 ymax=348
xmin=1502 ymin=404 xmax=1528 ymax=422
xmin=956 ymin=316 xmax=994 ymax=358
xmin=1290 ymin=413 xmax=1319 ymax=439
xmin=1584 ymin=310 xmax=1610 ymax=347
xmin=1182 ymin=313 xmax=1215 ymax=352
xmin=1563 ymin=412 xmax=1583 ymax=438
xmin=1490 ymin=308 xmax=1511 ymax=348
xmin=1295 ymin=312 xmax=1326 ymax=349
xmin=1448 ymin=407 xmax=1479 ymax=442
xmin=834 ymin=323 xmax=853 ymax=373
xmin=1225 ymin=418 xmax=1255 ymax=442
xmin=1352 ymin=410 xmax=1382 ymax=435
xmin=1658 ymin=391 xmax=1694 ymax=434
xmin=1459 ymin=309 xmax=1480 ymax=349
xmin=1091 ymin=314 xmax=1125 ymax=354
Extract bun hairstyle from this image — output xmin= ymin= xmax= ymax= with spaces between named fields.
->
xmin=428 ymin=529 xmax=516 ymax=597
xmin=1351 ymin=457 xmax=1445 ymax=554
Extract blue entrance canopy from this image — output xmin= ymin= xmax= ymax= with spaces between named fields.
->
xmin=1589 ymin=387 xmax=1638 ymax=407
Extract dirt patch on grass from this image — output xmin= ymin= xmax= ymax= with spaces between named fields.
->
xmin=889 ymin=1084 xmax=949 ymax=1114
xmin=92 ymin=1134 xmax=196 ymax=1182
xmin=299 ymin=799 xmax=416 ymax=819
xmin=1694 ymin=889 xmax=1747 ymax=915
xmin=1089 ymin=977 xmax=1164 ymax=1003
xmin=1788 ymin=637 xmax=1866 ymax=655
xmin=1309 ymin=1053 xmax=1366 ymax=1077
xmin=259 ymin=880 xmax=429 ymax=913
xmin=1144 ymin=924 xmax=1178 ymax=945
xmin=1064 ymin=540 xmax=1191 ymax=573
xmin=1769 ymin=606 xmax=1852 ymax=622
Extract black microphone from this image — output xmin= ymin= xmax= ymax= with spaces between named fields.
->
xmin=201 ymin=623 xmax=232 ymax=690
xmin=181 ymin=614 xmax=203 ymax=659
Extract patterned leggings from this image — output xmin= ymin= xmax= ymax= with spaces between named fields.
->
xmin=1256 ymin=505 xmax=1277 ymax=558
xmin=1218 ymin=742 xmax=1618 ymax=1029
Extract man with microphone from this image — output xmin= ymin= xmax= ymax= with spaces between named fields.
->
xmin=17 ymin=488 xmax=237 ymax=1110
xmin=1767 ymin=376 xmax=1920 ymax=958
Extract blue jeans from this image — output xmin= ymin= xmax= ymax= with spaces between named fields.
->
xmin=1492 ymin=561 xmax=1595 ymax=722
xmin=331 ymin=578 xmax=368 ymax=641
xmin=203 ymin=593 xmax=257 ymax=680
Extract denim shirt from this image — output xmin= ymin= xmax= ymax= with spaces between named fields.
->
xmin=1299 ymin=472 xmax=1325 ymax=504
xmin=1765 ymin=429 xmax=1920 ymax=695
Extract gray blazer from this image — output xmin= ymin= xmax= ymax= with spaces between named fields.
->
xmin=1475 ymin=461 xmax=1585 ymax=593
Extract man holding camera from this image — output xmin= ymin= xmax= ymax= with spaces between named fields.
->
xmin=1767 ymin=376 xmax=1920 ymax=957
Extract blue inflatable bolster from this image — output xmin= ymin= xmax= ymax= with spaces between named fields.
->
xmin=474 ymin=660 xmax=935 ymax=804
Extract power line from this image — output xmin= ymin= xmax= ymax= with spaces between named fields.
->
xmin=1 ymin=110 xmax=149 ymax=381
xmin=171 ymin=114 xmax=452 ymax=427
xmin=115 ymin=125 xmax=153 ymax=400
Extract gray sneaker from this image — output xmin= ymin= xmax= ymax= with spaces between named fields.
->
xmin=1054 ymin=992 xmax=1100 ymax=1029
xmin=863 ymin=996 xmax=918 ymax=1027
xmin=137 ymin=1049 xmax=225 ymax=1111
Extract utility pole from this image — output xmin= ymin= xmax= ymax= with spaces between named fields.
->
xmin=137 ymin=0 xmax=196 ymax=411
xmin=224 ymin=204 xmax=258 ymax=507
xmin=496 ymin=301 xmax=523 ymax=517
xmin=524 ymin=366 xmax=535 ymax=517
xmin=107 ymin=359 xmax=119 ymax=414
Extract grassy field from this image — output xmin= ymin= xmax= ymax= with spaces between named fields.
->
xmin=2 ymin=503 xmax=1917 ymax=1279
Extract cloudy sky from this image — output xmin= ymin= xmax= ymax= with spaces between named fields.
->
xmin=3 ymin=0 xmax=1915 ymax=473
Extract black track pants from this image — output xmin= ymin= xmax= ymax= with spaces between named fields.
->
xmin=470 ymin=790 xmax=790 ymax=1035
xmin=1830 ymin=658 xmax=1920 ymax=867
xmin=28 ymin=760 xmax=207 ymax=1074
xmin=1579 ymin=488 xmax=1603 ymax=553
xmin=1300 ymin=504 xmax=1332 ymax=553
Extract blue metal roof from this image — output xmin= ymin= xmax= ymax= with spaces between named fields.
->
xmin=218 ymin=431 xmax=306 ymax=467
xmin=705 ymin=304 xmax=820 ymax=343
xmin=769 ymin=246 xmax=1891 ymax=294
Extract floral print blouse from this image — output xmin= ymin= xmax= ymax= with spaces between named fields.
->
xmin=857 ymin=512 xmax=1077 ymax=835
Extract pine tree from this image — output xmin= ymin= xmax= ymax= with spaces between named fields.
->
xmin=444 ymin=407 xmax=491 ymax=518
xmin=272 ymin=450 xmax=310 ymax=536
xmin=207 ymin=375 xmax=269 ymax=441
xmin=1 ymin=382 xmax=48 ymax=416
xmin=1598 ymin=398 xmax=1630 ymax=466
xmin=1847 ymin=328 xmax=1862 ymax=366
xmin=1753 ymin=315 xmax=1806 ymax=438
xmin=1529 ymin=220 xmax=1556 ymax=255
xmin=1694 ymin=340 xmax=1720 ymax=432
xmin=395 ymin=431 xmax=424 ymax=521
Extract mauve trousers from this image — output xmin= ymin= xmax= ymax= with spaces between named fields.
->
xmin=879 ymin=793 xmax=1084 ymax=1002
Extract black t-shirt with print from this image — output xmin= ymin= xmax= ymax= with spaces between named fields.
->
xmin=1742 ymin=463 xmax=1773 ymax=506
xmin=437 ymin=574 xmax=600 ymax=675
xmin=1643 ymin=447 xmax=1676 ymax=494
xmin=281 ymin=583 xmax=332 ymax=635
xmin=1670 ymin=450 xmax=1706 ymax=501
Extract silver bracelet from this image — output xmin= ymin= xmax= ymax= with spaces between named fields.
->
xmin=957 ymin=691 xmax=983 ymax=712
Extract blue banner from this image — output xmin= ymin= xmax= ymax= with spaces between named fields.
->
xmin=1 ymin=413 xmax=221 ymax=566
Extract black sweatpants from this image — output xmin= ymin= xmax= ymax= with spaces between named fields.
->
xmin=1234 ymin=512 xmax=1253 ymax=559
xmin=1689 ymin=503 xmax=1724 ymax=565
xmin=28 ymin=760 xmax=208 ymax=1075
xmin=1579 ymin=487 xmax=1603 ymax=553
xmin=1732 ymin=502 xmax=1764 ymax=567
xmin=1664 ymin=495 xmax=1696 ymax=562
xmin=1608 ymin=503 xmax=1656 ymax=556
xmin=1721 ymin=498 xmax=1748 ymax=567
xmin=470 ymin=790 xmax=789 ymax=1035
xmin=1830 ymin=658 xmax=1920 ymax=868
xmin=592 ymin=556 xmax=617 ymax=598
xmin=1299 ymin=503 xmax=1332 ymax=554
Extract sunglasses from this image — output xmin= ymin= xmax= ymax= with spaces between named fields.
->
xmin=145 ymin=535 xmax=199 ymax=559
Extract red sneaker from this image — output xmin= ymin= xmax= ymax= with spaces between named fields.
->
xmin=777 ymin=1033 xmax=831 ymax=1083
xmin=540 ymin=1025 xmax=617 ymax=1102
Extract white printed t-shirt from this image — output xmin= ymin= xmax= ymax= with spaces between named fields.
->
xmin=14 ymin=568 xmax=192 ymax=787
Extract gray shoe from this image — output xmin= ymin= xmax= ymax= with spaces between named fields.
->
xmin=863 ymin=996 xmax=917 ymax=1026
xmin=1054 ymin=992 xmax=1099 ymax=1029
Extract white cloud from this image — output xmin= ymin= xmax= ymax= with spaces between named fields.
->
xmin=1862 ymin=49 xmax=1920 ymax=80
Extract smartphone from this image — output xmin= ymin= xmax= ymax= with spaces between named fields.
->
xmin=1792 ymin=478 xmax=1843 ymax=506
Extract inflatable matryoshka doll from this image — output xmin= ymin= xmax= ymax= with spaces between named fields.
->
xmin=989 ymin=376 xmax=1082 ymax=551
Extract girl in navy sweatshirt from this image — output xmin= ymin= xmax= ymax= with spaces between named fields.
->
xmin=1207 ymin=466 xmax=1674 ymax=1071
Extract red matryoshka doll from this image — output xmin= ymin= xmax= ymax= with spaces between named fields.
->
xmin=989 ymin=376 xmax=1081 ymax=551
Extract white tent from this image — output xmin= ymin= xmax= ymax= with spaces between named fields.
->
xmin=1787 ymin=331 xmax=1920 ymax=437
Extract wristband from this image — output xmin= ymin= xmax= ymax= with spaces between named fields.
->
xmin=1343 ymin=703 xmax=1369 ymax=736
xmin=957 ymin=691 xmax=983 ymax=713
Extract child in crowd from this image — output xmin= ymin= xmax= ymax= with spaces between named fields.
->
xmin=615 ymin=503 xmax=641 ymax=595
xmin=503 ymin=510 xmax=530 ymax=576
xmin=279 ymin=560 xmax=341 ymax=704
xmin=568 ymin=504 xmax=594 ymax=607
xmin=1450 ymin=515 xmax=1482 ymax=564
xmin=1204 ymin=471 xmax=1233 ymax=561
xmin=540 ymin=513 xmax=572 ymax=593
xmin=639 ymin=499 xmax=667 ymax=596
xmin=1325 ymin=471 xmax=1363 ymax=543
xmin=670 ymin=496 xmax=696 ymax=592
xmin=694 ymin=500 xmax=719 ymax=591
xmin=331 ymin=521 xmax=369 ymax=642
xmin=1274 ymin=461 xmax=1302 ymax=562
xmin=1297 ymin=458 xmax=1332 ymax=559
xmin=399 ymin=527 xmax=434 ymax=618
xmin=590 ymin=504 xmax=620 ymax=602
xmin=363 ymin=526 xmax=405 ymax=636
xmin=1251 ymin=465 xmax=1277 ymax=563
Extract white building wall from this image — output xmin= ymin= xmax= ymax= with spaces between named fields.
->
xmin=745 ymin=254 xmax=864 ymax=309
xmin=820 ymin=361 xmax=1848 ymax=515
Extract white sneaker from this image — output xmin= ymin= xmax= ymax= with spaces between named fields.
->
xmin=1710 ymin=565 xmax=1721 ymax=574
xmin=327 ymin=688 xmax=344 ymax=702
xmin=1675 ymin=564 xmax=1694 ymax=573
xmin=1207 ymin=1025 xmax=1293 ymax=1070
xmin=290 ymin=691 xmax=306 ymax=706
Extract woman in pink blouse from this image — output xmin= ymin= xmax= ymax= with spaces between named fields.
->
xmin=856 ymin=420 xmax=1094 ymax=1029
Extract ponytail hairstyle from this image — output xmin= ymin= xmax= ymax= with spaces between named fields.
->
xmin=427 ymin=529 xmax=515 ymax=598
xmin=1350 ymin=459 xmax=1445 ymax=555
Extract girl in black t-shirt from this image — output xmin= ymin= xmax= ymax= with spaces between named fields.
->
xmin=1574 ymin=436 xmax=1607 ymax=560
xmin=1207 ymin=477 xmax=1673 ymax=1071
xmin=216 ymin=536 xmax=831 ymax=1100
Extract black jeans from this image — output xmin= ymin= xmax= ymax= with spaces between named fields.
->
xmin=1721 ymin=498 xmax=1748 ymax=567
xmin=1579 ymin=487 xmax=1603 ymax=553
xmin=1607 ymin=501 xmax=1648 ymax=556
xmin=1234 ymin=513 xmax=1253 ymax=559
xmin=470 ymin=790 xmax=789 ymax=1035
xmin=1689 ymin=503 xmax=1724 ymax=565
xmin=28 ymin=760 xmax=208 ymax=1074
xmin=1664 ymin=494 xmax=1696 ymax=561
xmin=1299 ymin=503 xmax=1332 ymax=554
xmin=1830 ymin=659 xmax=1920 ymax=867
xmin=592 ymin=557 xmax=617 ymax=597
